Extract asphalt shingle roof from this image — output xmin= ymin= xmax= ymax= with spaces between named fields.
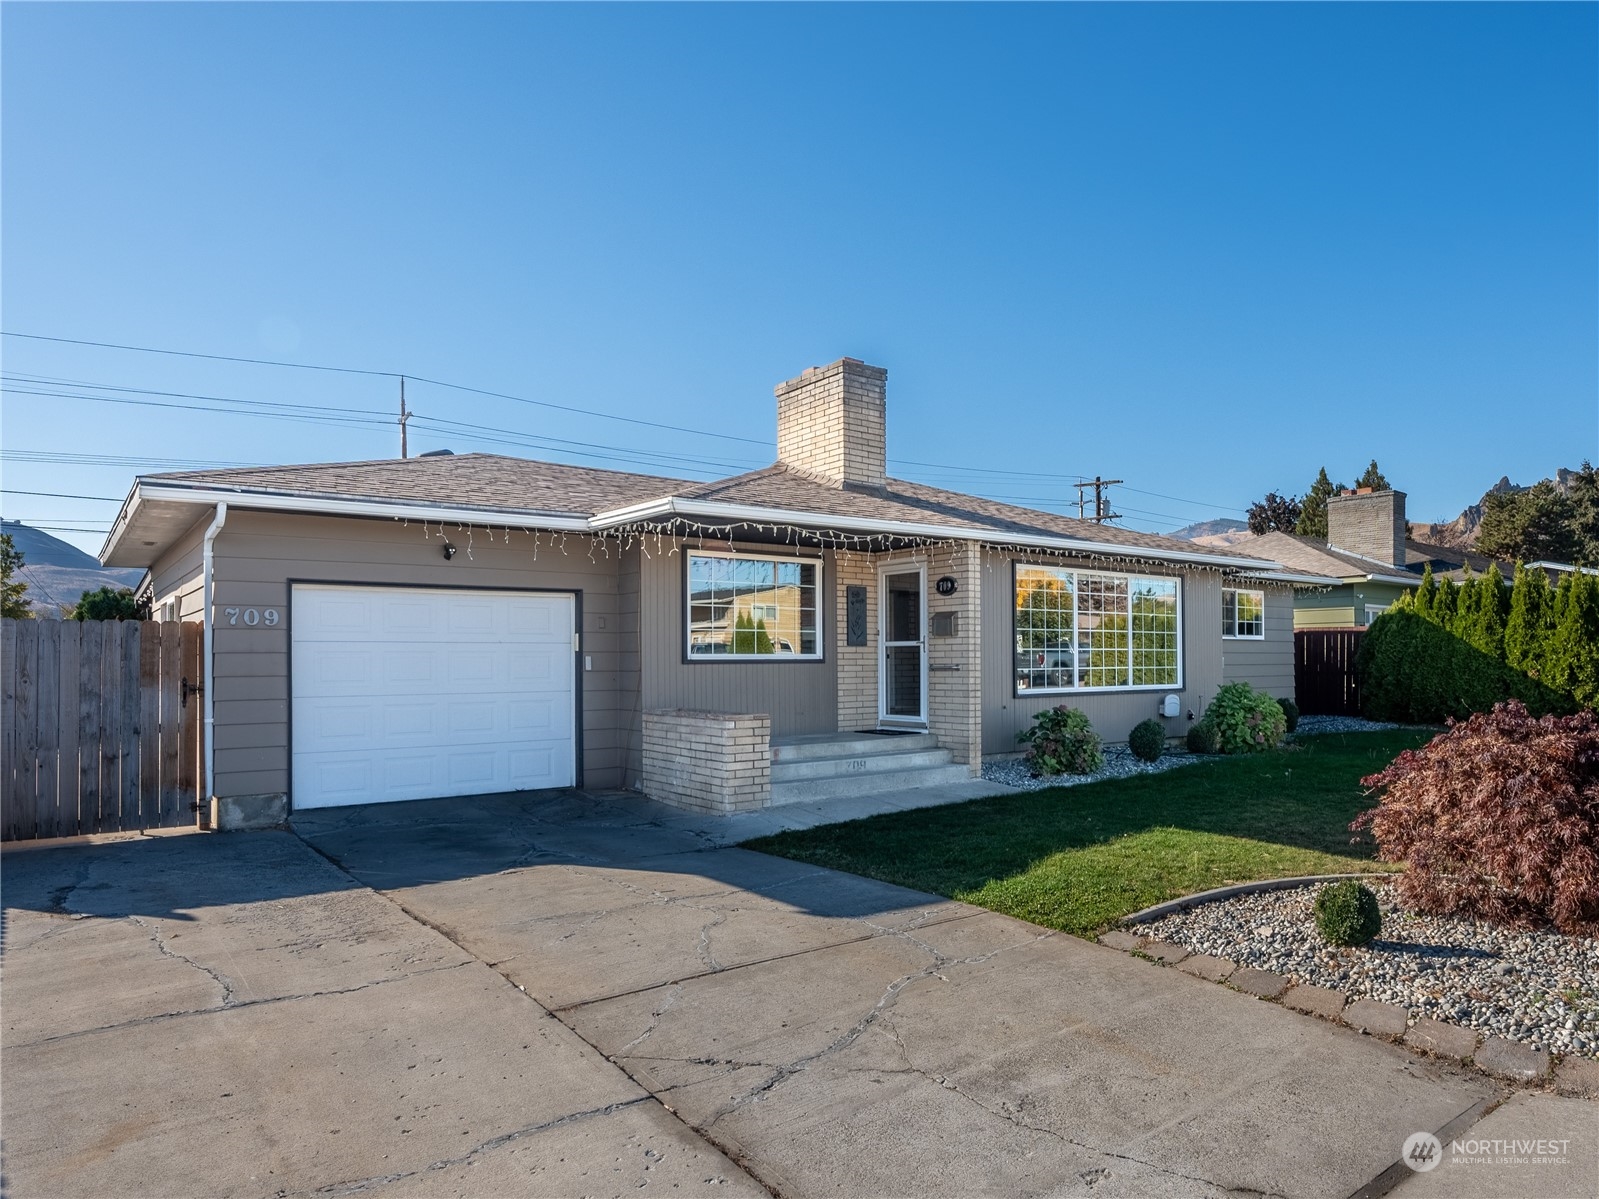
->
xmin=143 ymin=454 xmax=1273 ymax=565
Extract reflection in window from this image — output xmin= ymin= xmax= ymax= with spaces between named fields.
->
xmin=687 ymin=553 xmax=820 ymax=658
xmin=1014 ymin=565 xmax=1180 ymax=691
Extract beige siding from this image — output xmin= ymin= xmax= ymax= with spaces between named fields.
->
xmin=209 ymin=510 xmax=635 ymax=800
xmin=981 ymin=552 xmax=1225 ymax=753
xmin=1221 ymin=586 xmax=1295 ymax=698
xmin=146 ymin=514 xmax=209 ymax=620
xmin=638 ymin=544 xmax=838 ymax=738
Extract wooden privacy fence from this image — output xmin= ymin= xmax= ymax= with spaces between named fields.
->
xmin=2 ymin=619 xmax=203 ymax=841
xmin=1294 ymin=628 xmax=1365 ymax=717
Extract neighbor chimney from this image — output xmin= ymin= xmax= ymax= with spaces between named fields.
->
xmin=774 ymin=358 xmax=887 ymax=491
xmin=1327 ymin=489 xmax=1407 ymax=568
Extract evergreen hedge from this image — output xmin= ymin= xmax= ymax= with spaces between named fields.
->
xmin=1356 ymin=563 xmax=1598 ymax=721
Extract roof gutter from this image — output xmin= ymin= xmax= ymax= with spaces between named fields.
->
xmin=102 ymin=481 xmax=591 ymax=564
xmin=591 ymin=496 xmax=1285 ymax=572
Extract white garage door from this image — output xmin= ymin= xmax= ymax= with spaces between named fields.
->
xmin=291 ymin=585 xmax=576 ymax=809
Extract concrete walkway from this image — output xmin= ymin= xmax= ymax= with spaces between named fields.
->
xmin=4 ymin=788 xmax=1593 ymax=1198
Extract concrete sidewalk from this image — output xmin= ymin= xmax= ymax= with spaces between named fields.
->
xmin=4 ymin=788 xmax=1593 ymax=1198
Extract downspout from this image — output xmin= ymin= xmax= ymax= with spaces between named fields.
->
xmin=201 ymin=503 xmax=228 ymax=818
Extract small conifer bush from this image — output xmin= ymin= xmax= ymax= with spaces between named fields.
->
xmin=1314 ymin=880 xmax=1382 ymax=947
xmin=1277 ymin=696 xmax=1300 ymax=734
xmin=1128 ymin=718 xmax=1165 ymax=762
xmin=1186 ymin=720 xmax=1221 ymax=755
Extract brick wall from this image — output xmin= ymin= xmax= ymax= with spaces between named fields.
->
xmin=775 ymin=358 xmax=887 ymax=490
xmin=641 ymin=709 xmax=771 ymax=814
xmin=834 ymin=552 xmax=878 ymax=733
xmin=832 ymin=545 xmax=982 ymax=774
xmin=1327 ymin=490 xmax=1406 ymax=568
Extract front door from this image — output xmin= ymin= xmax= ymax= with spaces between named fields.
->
xmin=878 ymin=566 xmax=926 ymax=725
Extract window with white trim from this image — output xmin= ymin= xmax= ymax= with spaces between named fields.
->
xmin=687 ymin=552 xmax=821 ymax=659
xmin=1222 ymin=588 xmax=1265 ymax=639
xmin=1014 ymin=564 xmax=1180 ymax=691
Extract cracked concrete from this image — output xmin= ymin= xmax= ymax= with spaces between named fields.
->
xmin=9 ymin=789 xmax=1582 ymax=1198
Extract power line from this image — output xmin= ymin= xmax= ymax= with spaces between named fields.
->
xmin=2 ymin=329 xmax=772 ymax=445
xmin=0 ymin=450 xmax=268 ymax=469
xmin=1 ymin=489 xmax=122 ymax=501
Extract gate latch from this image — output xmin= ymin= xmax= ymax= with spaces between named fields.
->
xmin=181 ymin=677 xmax=204 ymax=708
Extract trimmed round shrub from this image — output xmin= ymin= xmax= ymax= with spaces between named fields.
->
xmin=1277 ymin=696 xmax=1300 ymax=734
xmin=1017 ymin=706 xmax=1104 ymax=776
xmin=1314 ymin=880 xmax=1382 ymax=947
xmin=1128 ymin=718 xmax=1165 ymax=762
xmin=1186 ymin=720 xmax=1221 ymax=755
xmin=1204 ymin=682 xmax=1288 ymax=754
xmin=1354 ymin=701 xmax=1599 ymax=935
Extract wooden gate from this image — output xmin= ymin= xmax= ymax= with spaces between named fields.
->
xmin=2 ymin=619 xmax=203 ymax=841
xmin=1294 ymin=628 xmax=1365 ymax=717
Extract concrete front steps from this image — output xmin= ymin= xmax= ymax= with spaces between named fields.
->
xmin=769 ymin=731 xmax=973 ymax=804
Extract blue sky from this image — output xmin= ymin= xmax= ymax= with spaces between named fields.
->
xmin=3 ymin=2 xmax=1595 ymax=555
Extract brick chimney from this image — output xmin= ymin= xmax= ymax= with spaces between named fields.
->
xmin=774 ymin=358 xmax=887 ymax=491
xmin=1327 ymin=488 xmax=1407 ymax=568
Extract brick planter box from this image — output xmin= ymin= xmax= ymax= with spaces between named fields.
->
xmin=642 ymin=710 xmax=771 ymax=814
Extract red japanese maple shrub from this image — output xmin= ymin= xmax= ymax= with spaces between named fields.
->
xmin=1353 ymin=702 xmax=1599 ymax=935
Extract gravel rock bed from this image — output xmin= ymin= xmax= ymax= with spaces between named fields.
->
xmin=981 ymin=745 xmax=1208 ymax=792
xmin=1139 ymin=880 xmax=1599 ymax=1059
xmin=1291 ymin=714 xmax=1406 ymax=735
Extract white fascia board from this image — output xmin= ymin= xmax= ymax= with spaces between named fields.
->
xmin=101 ymin=481 xmax=591 ymax=563
xmin=1364 ymin=572 xmax=1423 ymax=587
xmin=1238 ymin=570 xmax=1344 ymax=586
xmin=1528 ymin=560 xmax=1599 ymax=575
xmin=591 ymin=496 xmax=1284 ymax=571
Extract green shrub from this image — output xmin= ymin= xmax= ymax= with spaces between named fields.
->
xmin=1203 ymin=682 xmax=1287 ymax=754
xmin=1017 ymin=706 xmax=1104 ymax=776
xmin=1277 ymin=696 xmax=1300 ymax=734
xmin=1127 ymin=718 xmax=1165 ymax=762
xmin=1356 ymin=609 xmax=1571 ymax=723
xmin=1314 ymin=880 xmax=1382 ymax=947
xmin=69 ymin=586 xmax=145 ymax=622
xmin=1186 ymin=721 xmax=1221 ymax=755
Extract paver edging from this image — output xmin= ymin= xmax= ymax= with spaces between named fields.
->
xmin=1093 ymin=919 xmax=1594 ymax=1100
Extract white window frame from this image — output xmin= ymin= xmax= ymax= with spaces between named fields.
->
xmin=1222 ymin=587 xmax=1266 ymax=640
xmin=684 ymin=549 xmax=825 ymax=662
xmin=1012 ymin=561 xmax=1184 ymax=695
xmin=1363 ymin=603 xmax=1390 ymax=626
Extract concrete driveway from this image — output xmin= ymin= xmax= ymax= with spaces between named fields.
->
xmin=3 ymin=789 xmax=1589 ymax=1198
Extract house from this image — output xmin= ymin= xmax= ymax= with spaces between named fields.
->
xmin=102 ymin=357 xmax=1308 ymax=827
xmin=1243 ymin=488 xmax=1523 ymax=629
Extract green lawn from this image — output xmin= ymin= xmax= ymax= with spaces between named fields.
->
xmin=744 ymin=729 xmax=1433 ymax=937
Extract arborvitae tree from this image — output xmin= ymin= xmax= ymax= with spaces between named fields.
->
xmin=1545 ymin=571 xmax=1599 ymax=709
xmin=1355 ymin=460 xmax=1391 ymax=491
xmin=1413 ymin=564 xmax=1437 ymax=622
xmin=1504 ymin=564 xmax=1554 ymax=675
xmin=1435 ymin=576 xmax=1459 ymax=629
xmin=1295 ymin=468 xmax=1342 ymax=539
xmin=1466 ymin=563 xmax=1508 ymax=660
xmin=753 ymin=618 xmax=775 ymax=655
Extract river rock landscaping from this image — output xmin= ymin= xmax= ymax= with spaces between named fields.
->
xmin=1137 ymin=879 xmax=1599 ymax=1061
xmin=981 ymin=743 xmax=1207 ymax=791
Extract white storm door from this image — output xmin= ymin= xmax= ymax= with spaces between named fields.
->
xmin=291 ymin=585 xmax=576 ymax=809
xmin=878 ymin=565 xmax=927 ymax=725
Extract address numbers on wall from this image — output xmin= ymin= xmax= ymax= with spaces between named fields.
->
xmin=221 ymin=607 xmax=281 ymax=627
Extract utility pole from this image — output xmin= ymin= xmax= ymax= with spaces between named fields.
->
xmin=399 ymin=377 xmax=410 ymax=459
xmin=1072 ymin=476 xmax=1123 ymax=523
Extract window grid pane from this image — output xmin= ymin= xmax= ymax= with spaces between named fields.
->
xmin=1015 ymin=566 xmax=1181 ymax=691
xmin=688 ymin=553 xmax=820 ymax=658
xmin=1222 ymin=588 xmax=1264 ymax=638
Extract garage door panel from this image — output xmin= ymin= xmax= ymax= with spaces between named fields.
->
xmin=292 ymin=586 xmax=576 ymax=809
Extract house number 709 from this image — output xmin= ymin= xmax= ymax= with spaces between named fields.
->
xmin=223 ymin=607 xmax=280 ymax=627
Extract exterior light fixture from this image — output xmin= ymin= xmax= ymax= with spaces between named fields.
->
xmin=441 ymin=543 xmax=457 ymax=561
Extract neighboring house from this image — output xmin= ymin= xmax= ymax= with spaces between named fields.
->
xmin=102 ymin=357 xmax=1310 ymax=824
xmin=1242 ymin=488 xmax=1520 ymax=629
